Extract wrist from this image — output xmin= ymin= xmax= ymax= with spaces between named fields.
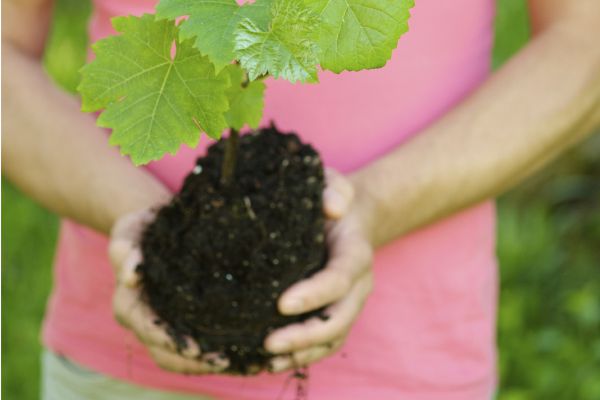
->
xmin=104 ymin=175 xmax=171 ymax=234
xmin=348 ymin=171 xmax=380 ymax=248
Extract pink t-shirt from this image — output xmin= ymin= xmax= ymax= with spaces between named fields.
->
xmin=43 ymin=1 xmax=498 ymax=399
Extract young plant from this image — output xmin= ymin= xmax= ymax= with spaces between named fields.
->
xmin=78 ymin=0 xmax=414 ymax=168
xmin=77 ymin=0 xmax=414 ymax=374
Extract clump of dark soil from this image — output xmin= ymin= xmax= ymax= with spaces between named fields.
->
xmin=138 ymin=126 xmax=327 ymax=374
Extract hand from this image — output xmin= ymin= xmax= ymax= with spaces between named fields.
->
xmin=264 ymin=169 xmax=375 ymax=372
xmin=108 ymin=209 xmax=229 ymax=374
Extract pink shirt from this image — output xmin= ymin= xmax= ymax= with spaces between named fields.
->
xmin=43 ymin=1 xmax=498 ymax=399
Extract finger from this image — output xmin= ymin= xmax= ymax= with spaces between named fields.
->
xmin=110 ymin=209 xmax=156 ymax=244
xmin=120 ymin=249 xmax=142 ymax=287
xmin=291 ymin=337 xmax=344 ymax=366
xmin=269 ymin=338 xmax=344 ymax=372
xmin=200 ymin=352 xmax=231 ymax=370
xmin=278 ymin=231 xmax=372 ymax=315
xmin=113 ymin=285 xmax=200 ymax=358
xmin=266 ymin=274 xmax=372 ymax=354
xmin=111 ymin=209 xmax=157 ymax=237
xmin=224 ymin=364 xmax=262 ymax=377
xmin=268 ymin=355 xmax=293 ymax=373
xmin=149 ymin=346 xmax=228 ymax=374
xmin=108 ymin=238 xmax=133 ymax=271
xmin=323 ymin=168 xmax=354 ymax=219
xmin=108 ymin=209 xmax=156 ymax=273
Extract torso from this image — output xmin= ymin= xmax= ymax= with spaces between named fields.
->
xmin=43 ymin=1 xmax=499 ymax=398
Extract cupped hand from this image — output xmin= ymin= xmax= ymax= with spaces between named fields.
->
xmin=265 ymin=168 xmax=375 ymax=372
xmin=109 ymin=209 xmax=229 ymax=374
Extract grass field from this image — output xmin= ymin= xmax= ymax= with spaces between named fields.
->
xmin=2 ymin=0 xmax=599 ymax=399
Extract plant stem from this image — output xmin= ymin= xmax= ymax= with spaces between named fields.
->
xmin=221 ymin=128 xmax=239 ymax=186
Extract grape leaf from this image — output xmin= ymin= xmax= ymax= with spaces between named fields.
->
xmin=234 ymin=0 xmax=319 ymax=83
xmin=156 ymin=0 xmax=272 ymax=72
xmin=78 ymin=14 xmax=229 ymax=165
xmin=224 ymin=65 xmax=266 ymax=130
xmin=306 ymin=0 xmax=414 ymax=73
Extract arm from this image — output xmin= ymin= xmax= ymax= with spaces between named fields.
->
xmin=265 ymin=0 xmax=600 ymax=370
xmin=2 ymin=0 xmax=170 ymax=234
xmin=2 ymin=0 xmax=227 ymax=374
xmin=354 ymin=0 xmax=600 ymax=246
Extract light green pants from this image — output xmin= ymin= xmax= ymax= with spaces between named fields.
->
xmin=41 ymin=350 xmax=213 ymax=400
xmin=41 ymin=350 xmax=497 ymax=399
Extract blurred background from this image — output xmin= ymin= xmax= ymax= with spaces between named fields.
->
xmin=2 ymin=0 xmax=599 ymax=399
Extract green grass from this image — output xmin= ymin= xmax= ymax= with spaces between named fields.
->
xmin=2 ymin=0 xmax=599 ymax=399
xmin=492 ymin=0 xmax=530 ymax=68
xmin=2 ymin=183 xmax=58 ymax=400
xmin=496 ymin=129 xmax=600 ymax=399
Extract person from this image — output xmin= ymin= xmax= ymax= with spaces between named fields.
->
xmin=3 ymin=0 xmax=600 ymax=398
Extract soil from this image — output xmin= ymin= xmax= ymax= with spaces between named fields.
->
xmin=138 ymin=125 xmax=328 ymax=374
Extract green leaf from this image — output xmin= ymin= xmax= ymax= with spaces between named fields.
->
xmin=156 ymin=0 xmax=272 ymax=72
xmin=306 ymin=0 xmax=414 ymax=73
xmin=234 ymin=0 xmax=320 ymax=83
xmin=78 ymin=15 xmax=229 ymax=165
xmin=223 ymin=65 xmax=265 ymax=130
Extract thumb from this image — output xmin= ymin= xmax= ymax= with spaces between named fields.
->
xmin=323 ymin=168 xmax=354 ymax=219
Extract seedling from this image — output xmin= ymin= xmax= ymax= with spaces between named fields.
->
xmin=78 ymin=0 xmax=413 ymax=171
xmin=78 ymin=0 xmax=414 ymax=374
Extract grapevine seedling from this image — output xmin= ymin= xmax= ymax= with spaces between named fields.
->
xmin=78 ymin=0 xmax=414 ymax=177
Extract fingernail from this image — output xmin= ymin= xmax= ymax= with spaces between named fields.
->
xmin=122 ymin=252 xmax=141 ymax=287
xmin=181 ymin=340 xmax=200 ymax=358
xmin=281 ymin=297 xmax=304 ymax=314
xmin=268 ymin=339 xmax=290 ymax=353
xmin=203 ymin=354 xmax=229 ymax=369
xmin=324 ymin=189 xmax=347 ymax=218
xmin=270 ymin=357 xmax=291 ymax=373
